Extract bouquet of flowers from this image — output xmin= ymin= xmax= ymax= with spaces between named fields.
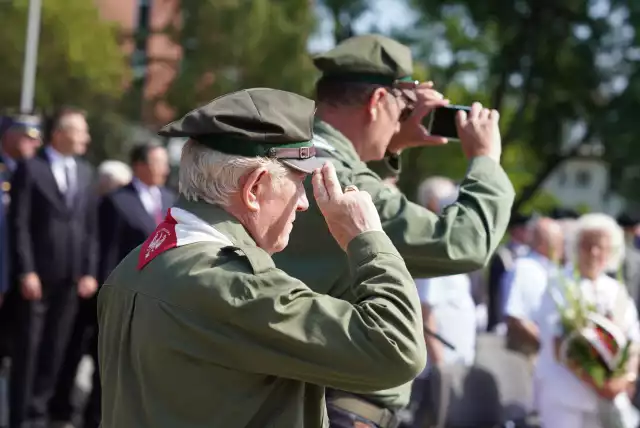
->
xmin=551 ymin=273 xmax=640 ymax=428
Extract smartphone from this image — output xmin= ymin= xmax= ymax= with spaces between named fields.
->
xmin=424 ymin=105 xmax=472 ymax=142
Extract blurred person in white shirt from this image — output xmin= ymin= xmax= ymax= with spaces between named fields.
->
xmin=533 ymin=213 xmax=640 ymax=428
xmin=403 ymin=177 xmax=477 ymax=428
xmin=504 ymin=217 xmax=564 ymax=356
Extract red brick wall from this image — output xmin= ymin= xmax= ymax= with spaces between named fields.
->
xmin=95 ymin=0 xmax=183 ymax=125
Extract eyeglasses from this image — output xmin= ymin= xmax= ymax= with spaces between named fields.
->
xmin=391 ymin=80 xmax=419 ymax=122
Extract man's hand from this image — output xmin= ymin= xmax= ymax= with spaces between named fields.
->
xmin=20 ymin=272 xmax=42 ymax=300
xmin=77 ymin=276 xmax=98 ymax=299
xmin=312 ymin=162 xmax=383 ymax=251
xmin=387 ymin=81 xmax=450 ymax=153
xmin=456 ymin=102 xmax=502 ymax=163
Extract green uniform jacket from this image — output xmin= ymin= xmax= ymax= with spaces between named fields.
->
xmin=272 ymin=119 xmax=516 ymax=409
xmin=97 ymin=199 xmax=426 ymax=428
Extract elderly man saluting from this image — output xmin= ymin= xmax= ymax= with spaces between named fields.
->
xmin=97 ymin=88 xmax=426 ymax=428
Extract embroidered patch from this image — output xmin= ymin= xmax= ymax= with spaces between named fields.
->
xmin=137 ymin=211 xmax=178 ymax=270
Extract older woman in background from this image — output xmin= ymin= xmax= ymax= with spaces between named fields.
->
xmin=534 ymin=213 xmax=640 ymax=428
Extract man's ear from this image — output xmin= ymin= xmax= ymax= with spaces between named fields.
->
xmin=241 ymin=167 xmax=269 ymax=212
xmin=367 ymin=87 xmax=388 ymax=122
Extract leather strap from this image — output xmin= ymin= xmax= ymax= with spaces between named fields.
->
xmin=267 ymin=146 xmax=316 ymax=160
xmin=329 ymin=395 xmax=400 ymax=428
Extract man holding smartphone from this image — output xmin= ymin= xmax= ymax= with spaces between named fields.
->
xmin=272 ymin=34 xmax=515 ymax=428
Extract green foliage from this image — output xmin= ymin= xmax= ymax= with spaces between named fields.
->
xmin=399 ymin=0 xmax=640 ymax=209
xmin=162 ymin=0 xmax=317 ymax=118
xmin=0 ymin=0 xmax=127 ymax=109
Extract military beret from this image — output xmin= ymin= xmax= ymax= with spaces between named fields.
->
xmin=313 ymin=34 xmax=414 ymax=86
xmin=158 ymin=88 xmax=325 ymax=174
xmin=0 ymin=114 xmax=41 ymax=140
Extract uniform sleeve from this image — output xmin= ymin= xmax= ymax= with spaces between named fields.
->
xmin=351 ymin=156 xmax=515 ymax=278
xmin=9 ymin=161 xmax=35 ymax=276
xmin=193 ymin=231 xmax=426 ymax=393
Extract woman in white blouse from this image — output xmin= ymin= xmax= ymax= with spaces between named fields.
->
xmin=533 ymin=213 xmax=640 ymax=428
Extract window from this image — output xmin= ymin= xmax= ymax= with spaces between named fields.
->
xmin=557 ymin=170 xmax=567 ymax=186
xmin=575 ymin=170 xmax=592 ymax=188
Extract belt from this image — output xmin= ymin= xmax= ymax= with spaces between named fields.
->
xmin=329 ymin=395 xmax=400 ymax=428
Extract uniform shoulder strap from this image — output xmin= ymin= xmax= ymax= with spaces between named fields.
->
xmin=229 ymin=245 xmax=276 ymax=275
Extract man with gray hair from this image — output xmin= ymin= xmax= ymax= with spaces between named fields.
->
xmin=97 ymin=88 xmax=426 ymax=428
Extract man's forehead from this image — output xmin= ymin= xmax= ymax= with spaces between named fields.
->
xmin=59 ymin=113 xmax=87 ymax=129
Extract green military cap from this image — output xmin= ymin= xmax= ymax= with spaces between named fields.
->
xmin=313 ymin=34 xmax=415 ymax=86
xmin=159 ymin=88 xmax=325 ymax=173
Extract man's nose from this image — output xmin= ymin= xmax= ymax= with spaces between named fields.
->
xmin=296 ymin=191 xmax=309 ymax=212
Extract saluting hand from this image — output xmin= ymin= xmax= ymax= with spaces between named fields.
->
xmin=312 ymin=162 xmax=382 ymax=251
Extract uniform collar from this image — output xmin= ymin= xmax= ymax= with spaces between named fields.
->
xmin=173 ymin=196 xmax=257 ymax=249
xmin=314 ymin=118 xmax=361 ymax=166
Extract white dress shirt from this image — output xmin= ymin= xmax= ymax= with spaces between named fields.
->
xmin=416 ymin=274 xmax=477 ymax=371
xmin=132 ymin=178 xmax=162 ymax=218
xmin=504 ymin=251 xmax=556 ymax=322
xmin=45 ymin=146 xmax=76 ymax=194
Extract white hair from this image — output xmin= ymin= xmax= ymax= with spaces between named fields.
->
xmin=569 ymin=213 xmax=625 ymax=272
xmin=97 ymin=160 xmax=132 ymax=185
xmin=178 ymin=140 xmax=289 ymax=207
xmin=417 ymin=176 xmax=459 ymax=213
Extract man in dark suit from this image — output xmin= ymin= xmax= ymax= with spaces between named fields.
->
xmin=8 ymin=107 xmax=98 ymax=428
xmin=49 ymin=143 xmax=173 ymax=428
xmin=98 ymin=142 xmax=174 ymax=279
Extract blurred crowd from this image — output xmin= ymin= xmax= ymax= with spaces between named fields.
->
xmin=397 ymin=177 xmax=640 ymax=428
xmin=0 ymin=108 xmax=639 ymax=428
xmin=0 ymin=109 xmax=175 ymax=428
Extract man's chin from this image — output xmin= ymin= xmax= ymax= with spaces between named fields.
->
xmin=270 ymin=234 xmax=291 ymax=255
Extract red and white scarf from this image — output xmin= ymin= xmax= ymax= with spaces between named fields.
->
xmin=137 ymin=207 xmax=234 ymax=270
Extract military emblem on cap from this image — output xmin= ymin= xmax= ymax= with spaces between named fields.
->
xmin=158 ymin=88 xmax=325 ymax=174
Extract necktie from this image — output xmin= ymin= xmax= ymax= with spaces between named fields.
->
xmin=64 ymin=161 xmax=76 ymax=207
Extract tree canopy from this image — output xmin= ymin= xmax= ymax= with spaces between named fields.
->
xmin=160 ymin=0 xmax=318 ymax=118
xmin=0 ymin=0 xmax=127 ymax=110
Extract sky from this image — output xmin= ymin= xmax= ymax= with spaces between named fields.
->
xmin=308 ymin=0 xmax=414 ymax=53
